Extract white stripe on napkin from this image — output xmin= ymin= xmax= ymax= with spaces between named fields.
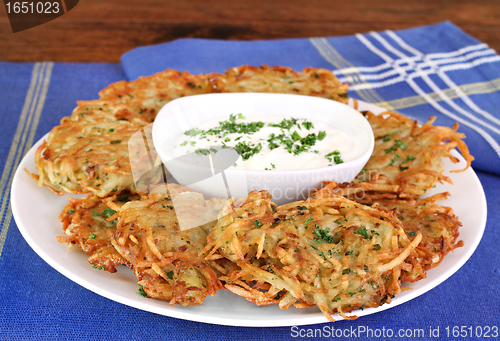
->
xmin=385 ymin=30 xmax=500 ymax=128
xmin=337 ymin=49 xmax=496 ymax=82
xmin=334 ymin=44 xmax=495 ymax=77
xmin=355 ymin=33 xmax=500 ymax=158
xmin=309 ymin=37 xmax=387 ymax=105
xmin=368 ymin=32 xmax=500 ymax=135
xmin=0 ymin=62 xmax=54 ymax=258
xmin=345 ymin=54 xmax=500 ymax=91
xmin=375 ymin=77 xmax=500 ymax=110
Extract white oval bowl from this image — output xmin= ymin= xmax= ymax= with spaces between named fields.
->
xmin=152 ymin=93 xmax=374 ymax=204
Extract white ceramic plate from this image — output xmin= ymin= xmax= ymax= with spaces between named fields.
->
xmin=11 ymin=99 xmax=486 ymax=327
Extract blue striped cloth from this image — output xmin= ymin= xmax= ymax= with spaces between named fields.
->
xmin=1 ymin=21 xmax=499 ymax=340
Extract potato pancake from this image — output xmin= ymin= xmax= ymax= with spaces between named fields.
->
xmin=315 ymin=110 xmax=474 ymax=202
xmin=108 ymin=184 xmax=227 ymax=306
xmin=374 ymin=195 xmax=463 ymax=282
xmin=313 ymin=182 xmax=463 ymax=282
xmin=32 ymin=102 xmax=150 ymax=196
xmin=58 ymin=191 xmax=140 ymax=272
xmin=98 ymin=70 xmax=215 ymax=122
xmin=214 ymin=65 xmax=349 ymax=104
xmin=202 ymin=191 xmax=421 ymax=321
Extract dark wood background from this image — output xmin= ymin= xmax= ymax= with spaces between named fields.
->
xmin=1 ymin=0 xmax=499 ymax=62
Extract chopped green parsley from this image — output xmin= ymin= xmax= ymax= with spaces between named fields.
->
xmin=313 ymin=225 xmax=334 ymax=243
xmin=178 ymin=116 xmax=335 ymax=162
xmin=325 ymin=150 xmax=343 ymax=164
xmin=91 ymin=207 xmax=117 ymax=219
xmin=354 ymin=227 xmax=370 ymax=239
xmin=137 ymin=285 xmax=148 ymax=297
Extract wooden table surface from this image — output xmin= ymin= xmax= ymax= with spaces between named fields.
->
xmin=1 ymin=0 xmax=499 ymax=62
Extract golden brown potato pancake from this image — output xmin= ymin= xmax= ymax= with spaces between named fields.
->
xmin=98 ymin=70 xmax=215 ymax=122
xmin=313 ymin=182 xmax=463 ymax=282
xmin=374 ymin=195 xmax=463 ymax=282
xmin=34 ymin=102 xmax=154 ymax=197
xmin=108 ymin=184 xmax=227 ymax=306
xmin=214 ymin=65 xmax=349 ymax=104
xmin=315 ymin=110 xmax=474 ymax=202
xmin=202 ymin=190 xmax=421 ymax=321
xmin=58 ymin=191 xmax=140 ymax=272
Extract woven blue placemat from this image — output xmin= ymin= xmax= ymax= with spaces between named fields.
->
xmin=1 ymin=21 xmax=499 ymax=340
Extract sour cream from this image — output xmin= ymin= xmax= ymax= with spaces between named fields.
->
xmin=173 ymin=113 xmax=360 ymax=171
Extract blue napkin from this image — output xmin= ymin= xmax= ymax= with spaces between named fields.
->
xmin=122 ymin=21 xmax=500 ymax=176
xmin=1 ymin=22 xmax=500 ymax=341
